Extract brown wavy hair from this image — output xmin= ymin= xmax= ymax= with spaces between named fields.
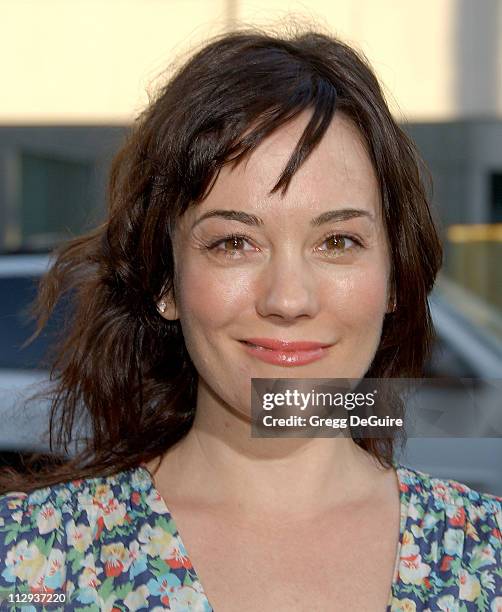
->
xmin=0 ymin=25 xmax=443 ymax=493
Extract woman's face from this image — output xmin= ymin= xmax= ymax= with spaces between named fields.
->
xmin=161 ymin=111 xmax=393 ymax=416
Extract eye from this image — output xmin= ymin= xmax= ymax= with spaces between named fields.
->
xmin=207 ymin=234 xmax=257 ymax=258
xmin=206 ymin=232 xmax=363 ymax=260
xmin=317 ymin=233 xmax=362 ymax=256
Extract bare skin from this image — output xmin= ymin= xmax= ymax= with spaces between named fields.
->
xmin=144 ymin=442 xmax=402 ymax=612
xmin=147 ymin=110 xmax=401 ymax=610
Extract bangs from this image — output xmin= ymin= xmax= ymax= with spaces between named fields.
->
xmin=166 ymin=40 xmax=338 ymax=211
xmin=217 ymin=77 xmax=338 ymax=196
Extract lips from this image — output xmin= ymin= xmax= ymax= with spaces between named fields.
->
xmin=241 ymin=338 xmax=333 ymax=351
xmin=239 ymin=338 xmax=333 ymax=366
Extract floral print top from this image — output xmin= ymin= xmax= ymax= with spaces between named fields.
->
xmin=0 ymin=462 xmax=501 ymax=612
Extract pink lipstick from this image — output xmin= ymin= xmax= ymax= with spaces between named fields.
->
xmin=240 ymin=337 xmax=333 ymax=367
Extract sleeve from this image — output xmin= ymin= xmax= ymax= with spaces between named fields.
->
xmin=0 ymin=492 xmax=28 ymax=609
xmin=461 ymin=491 xmax=502 ymax=609
xmin=0 ymin=487 xmax=71 ymax=612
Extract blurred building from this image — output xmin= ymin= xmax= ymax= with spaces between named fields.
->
xmin=0 ymin=0 xmax=501 ymax=314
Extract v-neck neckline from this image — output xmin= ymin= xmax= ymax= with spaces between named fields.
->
xmin=134 ymin=461 xmax=410 ymax=611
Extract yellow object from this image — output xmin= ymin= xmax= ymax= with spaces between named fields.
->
xmin=447 ymin=224 xmax=502 ymax=242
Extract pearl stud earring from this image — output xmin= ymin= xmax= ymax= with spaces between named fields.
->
xmin=158 ymin=300 xmax=167 ymax=314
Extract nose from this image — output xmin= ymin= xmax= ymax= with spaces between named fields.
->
xmin=255 ymin=252 xmax=320 ymax=321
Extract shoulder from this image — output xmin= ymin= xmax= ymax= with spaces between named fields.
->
xmin=0 ymin=480 xmax=76 ymax=604
xmin=0 ymin=466 xmax=156 ymax=600
xmin=396 ymin=463 xmax=502 ymax=532
xmin=394 ymin=463 xmax=502 ymax=608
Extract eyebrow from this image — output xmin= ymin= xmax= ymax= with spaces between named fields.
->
xmin=191 ymin=207 xmax=375 ymax=229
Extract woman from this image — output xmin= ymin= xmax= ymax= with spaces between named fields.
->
xmin=0 ymin=27 xmax=500 ymax=612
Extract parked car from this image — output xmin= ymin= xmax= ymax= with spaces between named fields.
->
xmin=1 ymin=254 xmax=501 ymax=494
xmin=396 ymin=288 xmax=502 ymax=495
xmin=0 ymin=254 xmax=54 ymax=458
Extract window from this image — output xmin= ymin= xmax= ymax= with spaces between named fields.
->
xmin=490 ymin=172 xmax=502 ymax=223
xmin=20 ymin=152 xmax=93 ymax=251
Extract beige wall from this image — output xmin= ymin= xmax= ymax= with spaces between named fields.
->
xmin=1 ymin=0 xmax=501 ymax=124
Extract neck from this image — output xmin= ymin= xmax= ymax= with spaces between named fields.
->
xmin=145 ymin=379 xmax=396 ymax=521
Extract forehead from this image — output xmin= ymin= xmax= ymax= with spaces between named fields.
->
xmin=181 ymin=111 xmax=381 ymax=228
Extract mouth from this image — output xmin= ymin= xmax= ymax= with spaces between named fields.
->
xmin=240 ymin=338 xmax=333 ymax=351
xmin=239 ymin=340 xmax=332 ymax=366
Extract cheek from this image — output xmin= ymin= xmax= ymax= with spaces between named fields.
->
xmin=320 ymin=264 xmax=389 ymax=325
xmin=175 ymin=250 xmax=390 ymax=334
xmin=176 ymin=261 xmax=252 ymax=331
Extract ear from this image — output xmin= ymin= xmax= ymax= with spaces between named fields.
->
xmin=157 ymin=292 xmax=178 ymax=320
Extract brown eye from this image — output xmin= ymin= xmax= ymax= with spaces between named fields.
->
xmin=207 ymin=234 xmax=257 ymax=259
xmin=223 ymin=236 xmax=245 ymax=250
xmin=317 ymin=234 xmax=361 ymax=257
xmin=326 ymin=235 xmax=347 ymax=251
